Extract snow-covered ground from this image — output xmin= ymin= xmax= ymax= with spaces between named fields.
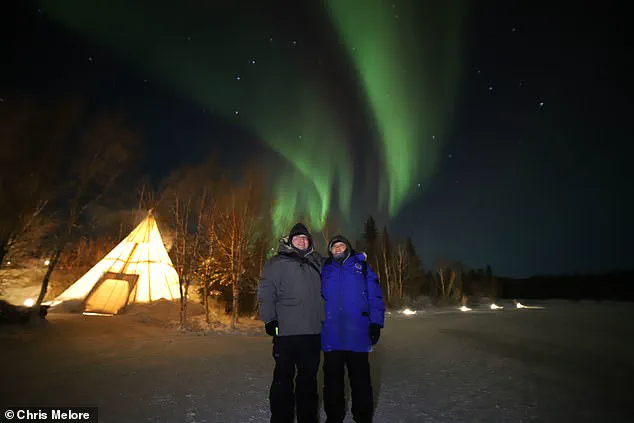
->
xmin=1 ymin=301 xmax=633 ymax=422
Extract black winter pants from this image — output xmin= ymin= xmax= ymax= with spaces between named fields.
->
xmin=323 ymin=351 xmax=374 ymax=423
xmin=270 ymin=334 xmax=321 ymax=423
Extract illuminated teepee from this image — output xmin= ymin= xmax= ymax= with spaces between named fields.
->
xmin=50 ymin=212 xmax=180 ymax=315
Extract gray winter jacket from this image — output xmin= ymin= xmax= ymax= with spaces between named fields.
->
xmin=257 ymin=238 xmax=324 ymax=336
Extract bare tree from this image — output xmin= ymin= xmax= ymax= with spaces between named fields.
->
xmin=36 ymin=113 xmax=139 ymax=305
xmin=0 ymin=97 xmax=80 ymax=269
xmin=172 ymin=190 xmax=208 ymax=328
xmin=215 ymin=168 xmax=264 ymax=329
xmin=396 ymin=244 xmax=406 ymax=301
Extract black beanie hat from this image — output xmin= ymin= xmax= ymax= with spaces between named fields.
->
xmin=289 ymin=223 xmax=311 ymax=241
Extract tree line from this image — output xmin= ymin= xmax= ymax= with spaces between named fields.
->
xmin=0 ymin=97 xmax=504 ymax=327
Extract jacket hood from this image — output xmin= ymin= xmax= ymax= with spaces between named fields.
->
xmin=328 ymin=234 xmax=355 ymax=261
xmin=288 ymin=222 xmax=313 ymax=250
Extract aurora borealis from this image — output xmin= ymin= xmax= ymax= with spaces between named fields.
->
xmin=2 ymin=1 xmax=633 ymax=276
xmin=325 ymin=0 xmax=464 ymax=215
xmin=41 ymin=0 xmax=465 ymax=235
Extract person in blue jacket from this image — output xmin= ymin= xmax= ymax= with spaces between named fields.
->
xmin=321 ymin=234 xmax=385 ymax=423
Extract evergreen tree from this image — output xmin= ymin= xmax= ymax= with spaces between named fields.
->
xmin=404 ymin=237 xmax=424 ymax=297
xmin=360 ymin=216 xmax=379 ymax=271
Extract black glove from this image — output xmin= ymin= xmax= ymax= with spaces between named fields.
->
xmin=369 ymin=323 xmax=382 ymax=345
xmin=265 ymin=320 xmax=278 ymax=337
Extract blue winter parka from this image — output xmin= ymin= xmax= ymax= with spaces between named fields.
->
xmin=321 ymin=252 xmax=385 ymax=352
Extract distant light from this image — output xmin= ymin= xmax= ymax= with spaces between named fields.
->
xmin=459 ymin=305 xmax=472 ymax=312
xmin=538 ymin=102 xmax=544 ymax=107
xmin=24 ymin=298 xmax=35 ymax=307
xmin=44 ymin=260 xmax=50 ymax=266
xmin=6 ymin=261 xmax=11 ymax=265
xmin=401 ymin=308 xmax=417 ymax=315
xmin=516 ymin=302 xmax=526 ymax=309
xmin=83 ymin=312 xmax=114 ymax=317
xmin=490 ymin=303 xmax=503 ymax=310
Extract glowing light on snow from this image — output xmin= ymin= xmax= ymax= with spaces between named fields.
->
xmin=401 ymin=308 xmax=417 ymax=315
xmin=513 ymin=301 xmax=546 ymax=310
xmin=459 ymin=305 xmax=472 ymax=312
xmin=44 ymin=259 xmax=50 ymax=265
xmin=82 ymin=312 xmax=114 ymax=316
xmin=24 ymin=298 xmax=35 ymax=307
xmin=490 ymin=304 xmax=503 ymax=310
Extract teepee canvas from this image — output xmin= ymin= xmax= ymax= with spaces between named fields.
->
xmin=51 ymin=213 xmax=180 ymax=315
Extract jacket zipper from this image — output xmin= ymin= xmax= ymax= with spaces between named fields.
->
xmin=338 ymin=261 xmax=345 ymax=350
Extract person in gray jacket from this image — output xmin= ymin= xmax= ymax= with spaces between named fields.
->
xmin=258 ymin=222 xmax=324 ymax=423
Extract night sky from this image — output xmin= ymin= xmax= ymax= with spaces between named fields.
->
xmin=2 ymin=1 xmax=632 ymax=277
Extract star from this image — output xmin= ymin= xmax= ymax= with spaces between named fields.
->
xmin=291 ymin=40 xmax=297 ymax=47
xmin=448 ymin=154 xmax=453 ymax=158
xmin=432 ymin=135 xmax=436 ymax=140
xmin=186 ymin=36 xmax=192 ymax=41
xmin=488 ymin=85 xmax=493 ymax=92
xmin=250 ymin=59 xmax=256 ymax=64
xmin=236 ymin=75 xmax=241 ymax=81
xmin=298 ymin=135 xmax=303 ymax=140
xmin=143 ymin=79 xmax=148 ymax=83
xmin=234 ymin=110 xmax=239 ymax=115
xmin=477 ymin=70 xmax=481 ymax=75
xmin=0 ymin=97 xmax=5 ymax=103
xmin=518 ymin=80 xmax=524 ymax=88
xmin=417 ymin=183 xmax=422 ymax=188
xmin=512 ymin=27 xmax=517 ymax=32
xmin=269 ymin=37 xmax=273 ymax=42
xmin=394 ymin=14 xmax=399 ymax=19
xmin=538 ymin=101 xmax=544 ymax=107
xmin=88 ymin=56 xmax=93 ymax=62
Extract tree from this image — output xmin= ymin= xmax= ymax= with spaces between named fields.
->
xmin=159 ymin=163 xmax=214 ymax=329
xmin=360 ymin=216 xmax=379 ymax=271
xmin=36 ymin=113 xmax=139 ymax=305
xmin=395 ymin=244 xmax=406 ymax=302
xmin=214 ymin=167 xmax=265 ymax=329
xmin=404 ymin=237 xmax=424 ymax=297
xmin=379 ymin=226 xmax=394 ymax=304
xmin=485 ymin=264 xmax=499 ymax=301
xmin=0 ymin=96 xmax=80 ymax=269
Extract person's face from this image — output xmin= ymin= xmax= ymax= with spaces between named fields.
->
xmin=292 ymin=234 xmax=310 ymax=251
xmin=331 ymin=241 xmax=347 ymax=256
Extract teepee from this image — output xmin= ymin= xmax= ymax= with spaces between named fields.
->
xmin=51 ymin=212 xmax=180 ymax=315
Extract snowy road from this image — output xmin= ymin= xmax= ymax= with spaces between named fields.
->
xmin=2 ymin=302 xmax=633 ymax=422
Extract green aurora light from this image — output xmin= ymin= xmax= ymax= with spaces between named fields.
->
xmin=44 ymin=0 xmax=465 ymax=234
xmin=325 ymin=0 xmax=466 ymax=214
